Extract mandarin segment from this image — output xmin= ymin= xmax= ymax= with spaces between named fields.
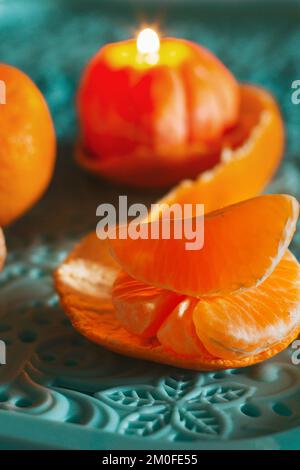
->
xmin=112 ymin=270 xmax=183 ymax=337
xmin=193 ymin=251 xmax=300 ymax=359
xmin=109 ymin=195 xmax=299 ymax=298
xmin=157 ymin=297 xmax=207 ymax=357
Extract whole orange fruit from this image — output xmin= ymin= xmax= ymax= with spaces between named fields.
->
xmin=0 ymin=64 xmax=56 ymax=226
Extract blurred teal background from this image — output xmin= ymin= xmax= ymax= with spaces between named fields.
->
xmin=0 ymin=0 xmax=300 ymax=156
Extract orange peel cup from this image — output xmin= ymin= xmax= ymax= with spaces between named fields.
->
xmin=76 ymin=37 xmax=284 ymax=197
xmin=55 ymin=194 xmax=300 ymax=371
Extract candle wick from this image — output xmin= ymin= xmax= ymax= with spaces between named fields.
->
xmin=136 ymin=28 xmax=160 ymax=65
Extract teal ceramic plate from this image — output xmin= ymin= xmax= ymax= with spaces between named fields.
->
xmin=1 ymin=0 xmax=300 ymax=450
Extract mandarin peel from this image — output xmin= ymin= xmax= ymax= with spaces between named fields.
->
xmin=55 ymin=194 xmax=300 ymax=371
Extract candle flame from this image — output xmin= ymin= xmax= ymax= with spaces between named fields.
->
xmin=137 ymin=28 xmax=160 ymax=56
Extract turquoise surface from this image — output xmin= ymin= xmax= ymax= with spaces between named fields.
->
xmin=1 ymin=0 xmax=300 ymax=450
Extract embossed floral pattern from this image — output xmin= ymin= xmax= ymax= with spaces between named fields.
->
xmin=96 ymin=375 xmax=255 ymax=438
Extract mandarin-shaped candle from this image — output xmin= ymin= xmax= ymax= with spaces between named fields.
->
xmin=77 ymin=29 xmax=283 ymax=192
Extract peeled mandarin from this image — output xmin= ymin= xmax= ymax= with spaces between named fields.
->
xmin=55 ymin=233 xmax=300 ymax=370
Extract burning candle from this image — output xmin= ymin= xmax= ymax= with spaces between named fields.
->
xmin=136 ymin=27 xmax=160 ymax=64
xmin=77 ymin=28 xmax=239 ymax=188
